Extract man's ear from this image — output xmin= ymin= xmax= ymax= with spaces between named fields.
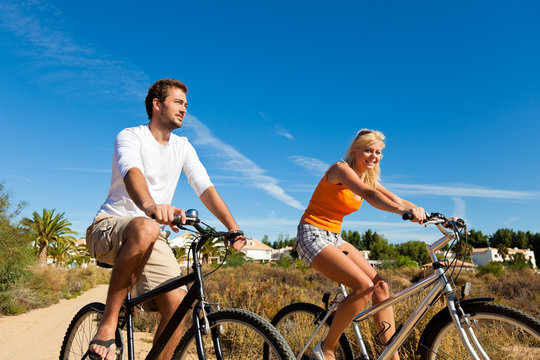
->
xmin=153 ymin=98 xmax=161 ymax=112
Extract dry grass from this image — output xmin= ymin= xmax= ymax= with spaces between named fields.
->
xmin=199 ymin=262 xmax=540 ymax=359
xmin=0 ymin=264 xmax=110 ymax=315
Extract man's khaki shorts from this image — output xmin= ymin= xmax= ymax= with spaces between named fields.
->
xmin=86 ymin=213 xmax=187 ymax=309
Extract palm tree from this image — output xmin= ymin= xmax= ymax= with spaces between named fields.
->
xmin=48 ymin=236 xmax=76 ymax=266
xmin=497 ymin=245 xmax=509 ymax=262
xmin=69 ymin=243 xmax=91 ymax=267
xmin=22 ymin=209 xmax=76 ymax=265
xmin=200 ymin=237 xmax=225 ymax=264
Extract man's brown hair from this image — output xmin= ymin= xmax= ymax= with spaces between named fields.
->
xmin=145 ymin=79 xmax=188 ymax=119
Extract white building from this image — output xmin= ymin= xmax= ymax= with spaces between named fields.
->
xmin=272 ymin=246 xmax=293 ymax=260
xmin=241 ymin=238 xmax=274 ymax=262
xmin=471 ymin=247 xmax=537 ymax=268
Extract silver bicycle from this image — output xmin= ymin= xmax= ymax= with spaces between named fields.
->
xmin=268 ymin=212 xmax=540 ymax=360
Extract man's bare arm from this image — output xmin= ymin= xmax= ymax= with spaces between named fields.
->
xmin=124 ymin=168 xmax=185 ymax=228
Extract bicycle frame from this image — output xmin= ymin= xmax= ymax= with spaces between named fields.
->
xmin=298 ymin=220 xmax=491 ymax=360
xmin=119 ymin=229 xmax=215 ymax=360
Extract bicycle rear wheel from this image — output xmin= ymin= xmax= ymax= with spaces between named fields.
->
xmin=269 ymin=302 xmax=353 ymax=360
xmin=59 ymin=302 xmax=124 ymax=360
xmin=418 ymin=302 xmax=540 ymax=360
xmin=172 ymin=308 xmax=294 ymax=360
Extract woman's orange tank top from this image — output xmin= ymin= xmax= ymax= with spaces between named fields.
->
xmin=301 ymin=165 xmax=363 ymax=233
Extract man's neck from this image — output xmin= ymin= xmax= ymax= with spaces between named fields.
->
xmin=148 ymin=122 xmax=171 ymax=145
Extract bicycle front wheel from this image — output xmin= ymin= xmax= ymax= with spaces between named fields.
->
xmin=59 ymin=302 xmax=124 ymax=360
xmin=418 ymin=302 xmax=540 ymax=360
xmin=269 ymin=302 xmax=353 ymax=360
xmin=172 ymin=308 xmax=294 ymax=360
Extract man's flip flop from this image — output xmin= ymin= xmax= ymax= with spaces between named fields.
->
xmin=82 ymin=338 xmax=115 ymax=360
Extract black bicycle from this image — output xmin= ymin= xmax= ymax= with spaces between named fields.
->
xmin=60 ymin=209 xmax=295 ymax=360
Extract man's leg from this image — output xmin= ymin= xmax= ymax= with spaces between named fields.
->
xmin=153 ymin=288 xmax=187 ymax=360
xmin=133 ymin=233 xmax=186 ymax=360
xmin=90 ymin=217 xmax=160 ymax=360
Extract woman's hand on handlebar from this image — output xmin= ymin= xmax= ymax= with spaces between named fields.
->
xmin=146 ymin=204 xmax=186 ymax=233
xmin=403 ymin=207 xmax=427 ymax=223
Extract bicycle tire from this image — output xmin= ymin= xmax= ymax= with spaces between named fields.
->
xmin=59 ymin=302 xmax=124 ymax=360
xmin=418 ymin=302 xmax=540 ymax=360
xmin=172 ymin=308 xmax=295 ymax=360
xmin=268 ymin=302 xmax=354 ymax=360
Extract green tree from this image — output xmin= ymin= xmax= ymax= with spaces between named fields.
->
xmin=200 ymin=237 xmax=225 ymax=264
xmin=361 ymin=229 xmax=384 ymax=251
xmin=505 ymin=252 xmax=533 ymax=270
xmin=454 ymin=240 xmax=473 ymax=262
xmin=514 ymin=231 xmax=529 ymax=250
xmin=69 ymin=243 xmax=91 ymax=267
xmin=496 ymin=245 xmax=509 ymax=262
xmin=48 ymin=236 xmax=77 ymax=266
xmin=477 ymin=261 xmax=505 ymax=277
xmin=22 ymin=209 xmax=76 ymax=264
xmin=341 ymin=229 xmax=362 ymax=249
xmin=395 ymin=255 xmax=418 ymax=268
xmin=489 ymin=228 xmax=515 ymax=248
xmin=527 ymin=231 xmax=540 ymax=267
xmin=466 ymin=229 xmax=489 ymax=248
xmin=396 ymin=241 xmax=430 ymax=265
xmin=173 ymin=246 xmax=187 ymax=260
xmin=261 ymin=235 xmax=270 ymax=247
xmin=0 ymin=184 xmax=34 ymax=290
xmin=369 ymin=235 xmax=398 ymax=260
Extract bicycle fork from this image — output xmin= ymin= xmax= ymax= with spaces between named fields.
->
xmin=446 ymin=294 xmax=491 ymax=360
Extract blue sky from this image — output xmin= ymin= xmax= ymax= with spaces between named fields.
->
xmin=1 ymin=0 xmax=539 ymax=244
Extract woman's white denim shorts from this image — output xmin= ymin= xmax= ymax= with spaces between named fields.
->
xmin=295 ymin=223 xmax=346 ymax=267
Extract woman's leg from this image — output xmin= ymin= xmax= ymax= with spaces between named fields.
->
xmin=338 ymin=243 xmax=400 ymax=360
xmin=310 ymin=245 xmax=375 ymax=360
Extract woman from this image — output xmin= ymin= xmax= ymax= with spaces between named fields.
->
xmin=296 ymin=129 xmax=426 ymax=360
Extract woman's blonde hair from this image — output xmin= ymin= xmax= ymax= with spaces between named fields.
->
xmin=343 ymin=129 xmax=386 ymax=189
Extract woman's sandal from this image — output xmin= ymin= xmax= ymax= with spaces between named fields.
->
xmin=82 ymin=339 xmax=115 ymax=360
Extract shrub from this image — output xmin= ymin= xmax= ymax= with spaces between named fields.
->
xmin=0 ymin=264 xmax=110 ymax=316
xmin=477 ymin=261 xmax=505 ymax=277
xmin=224 ymin=252 xmax=247 ymax=267
xmin=395 ymin=255 xmax=418 ymax=268
xmin=0 ymin=185 xmax=35 ymax=292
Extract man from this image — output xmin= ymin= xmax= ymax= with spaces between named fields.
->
xmin=85 ymin=78 xmax=246 ymax=360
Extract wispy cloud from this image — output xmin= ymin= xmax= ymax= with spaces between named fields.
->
xmin=184 ymin=114 xmax=304 ymax=210
xmin=0 ymin=174 xmax=33 ymax=182
xmin=290 ymin=155 xmax=329 ymax=177
xmin=257 ymin=112 xmax=294 ymax=140
xmin=386 ymin=183 xmax=540 ymax=201
xmin=50 ymin=167 xmax=111 ymax=174
xmin=275 ymin=125 xmax=294 ymax=140
xmin=452 ymin=197 xmax=466 ymax=219
xmin=0 ymin=0 xmax=149 ymax=99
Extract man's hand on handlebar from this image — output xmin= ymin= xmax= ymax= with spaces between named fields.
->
xmin=228 ymin=232 xmax=247 ymax=252
xmin=146 ymin=204 xmax=186 ymax=233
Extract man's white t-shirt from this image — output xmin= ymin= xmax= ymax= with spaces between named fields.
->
xmin=97 ymin=125 xmax=213 ymax=218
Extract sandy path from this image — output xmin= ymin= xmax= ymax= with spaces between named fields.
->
xmin=0 ymin=285 xmax=109 ymax=359
xmin=0 ymin=284 xmax=150 ymax=359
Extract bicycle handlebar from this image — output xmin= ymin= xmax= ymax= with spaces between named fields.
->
xmin=402 ymin=211 xmax=466 ymax=229
xmin=170 ymin=210 xmax=244 ymax=241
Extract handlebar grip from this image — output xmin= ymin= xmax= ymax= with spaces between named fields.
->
xmin=172 ymin=214 xmax=182 ymax=227
xmin=402 ymin=212 xmax=414 ymax=221
xmin=171 ymin=213 xmax=199 ymax=227
xmin=224 ymin=230 xmax=244 ymax=241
